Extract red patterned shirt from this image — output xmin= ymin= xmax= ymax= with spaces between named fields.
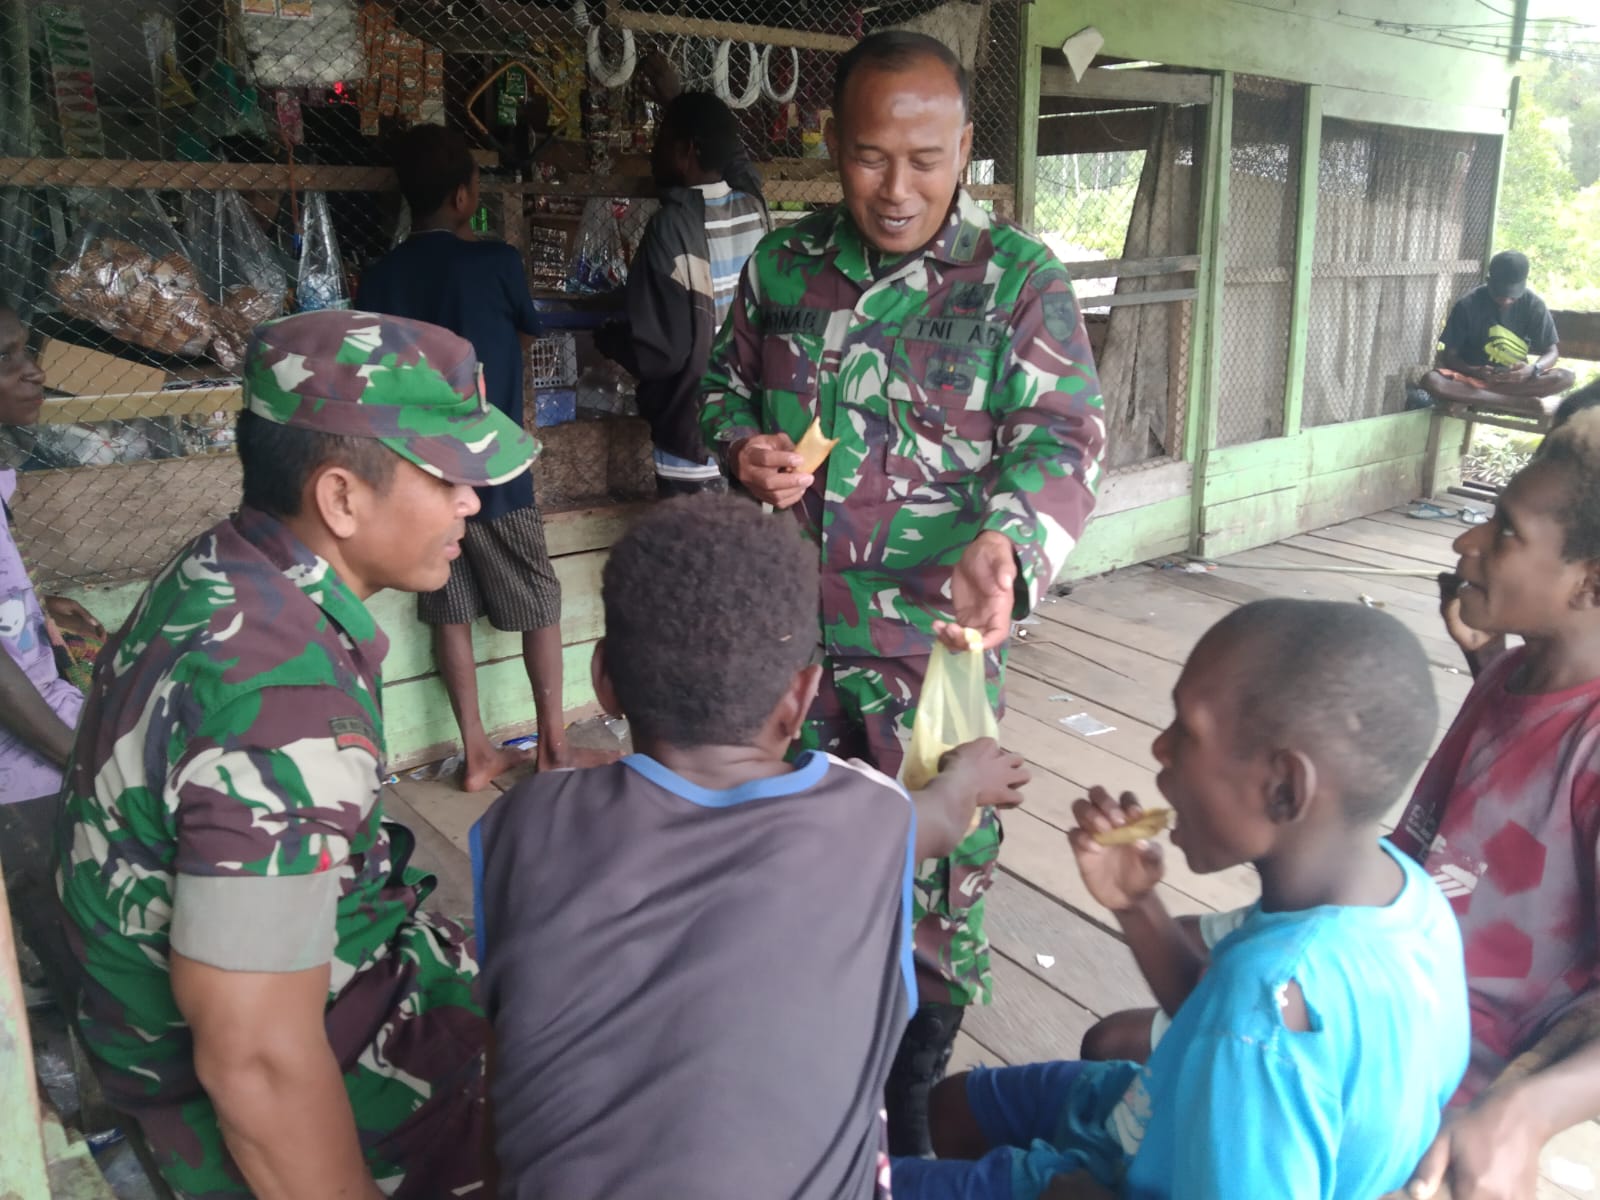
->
xmin=1392 ymin=648 xmax=1600 ymax=1103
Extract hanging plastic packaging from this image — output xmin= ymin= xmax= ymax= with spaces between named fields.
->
xmin=50 ymin=190 xmax=215 ymax=358
xmin=183 ymin=191 xmax=289 ymax=368
xmin=294 ymin=192 xmax=350 ymax=312
xmin=564 ymin=197 xmax=627 ymax=293
xmin=902 ymin=627 xmax=998 ymax=793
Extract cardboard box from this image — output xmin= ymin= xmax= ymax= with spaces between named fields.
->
xmin=40 ymin=339 xmax=166 ymax=398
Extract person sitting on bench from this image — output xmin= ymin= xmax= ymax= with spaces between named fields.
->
xmin=1419 ymin=250 xmax=1575 ymax=419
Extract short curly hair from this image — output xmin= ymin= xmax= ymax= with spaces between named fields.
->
xmin=601 ymin=494 xmax=819 ymax=747
xmin=1532 ymin=406 xmax=1600 ymax=562
xmin=1202 ymin=599 xmax=1437 ymax=824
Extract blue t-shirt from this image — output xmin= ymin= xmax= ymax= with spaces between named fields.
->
xmin=1114 ymin=842 xmax=1469 ymax=1200
xmin=356 ymin=231 xmax=540 ymax=520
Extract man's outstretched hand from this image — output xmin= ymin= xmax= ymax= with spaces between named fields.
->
xmin=937 ymin=531 xmax=1019 ymax=652
xmin=731 ymin=434 xmax=813 ymax=509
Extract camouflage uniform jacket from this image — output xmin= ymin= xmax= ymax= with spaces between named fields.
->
xmin=55 ymin=506 xmax=482 ymax=1196
xmin=700 ymin=189 xmax=1107 ymax=659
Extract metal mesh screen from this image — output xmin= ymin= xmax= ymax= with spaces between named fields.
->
xmin=1032 ymin=84 xmax=1206 ymax=468
xmin=1301 ymin=120 xmax=1499 ymax=427
xmin=0 ymin=0 xmax=1020 ymax=590
xmin=1215 ymin=74 xmax=1304 ymax=448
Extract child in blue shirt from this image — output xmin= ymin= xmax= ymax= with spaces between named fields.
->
xmin=894 ymin=599 xmax=1471 ymax=1200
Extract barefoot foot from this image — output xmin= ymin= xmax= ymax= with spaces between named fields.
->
xmin=460 ymin=743 xmax=535 ymax=792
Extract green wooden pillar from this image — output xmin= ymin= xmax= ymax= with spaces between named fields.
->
xmin=1282 ymin=85 xmax=1323 ymax=438
xmin=1186 ymin=71 xmax=1233 ymax=552
xmin=1015 ymin=5 xmax=1041 ymax=227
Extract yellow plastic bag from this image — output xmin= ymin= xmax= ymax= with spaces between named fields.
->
xmin=902 ymin=627 xmax=998 ymax=793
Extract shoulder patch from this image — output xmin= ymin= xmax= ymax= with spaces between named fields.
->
xmin=1029 ymin=261 xmax=1073 ymax=291
xmin=329 ymin=716 xmax=379 ymax=758
xmin=1040 ymin=291 xmax=1081 ymax=344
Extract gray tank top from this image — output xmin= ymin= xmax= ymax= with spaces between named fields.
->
xmin=472 ymin=750 xmax=914 ymax=1199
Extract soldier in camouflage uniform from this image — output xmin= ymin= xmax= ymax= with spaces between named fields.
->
xmin=55 ymin=310 xmax=537 ymax=1199
xmin=700 ymin=32 xmax=1106 ymax=1154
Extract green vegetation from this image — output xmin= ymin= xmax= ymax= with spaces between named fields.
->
xmin=1497 ymin=49 xmax=1600 ymax=310
xmin=1033 ymin=151 xmax=1145 ymax=258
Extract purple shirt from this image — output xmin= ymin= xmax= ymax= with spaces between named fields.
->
xmin=0 ymin=468 xmax=82 ymax=802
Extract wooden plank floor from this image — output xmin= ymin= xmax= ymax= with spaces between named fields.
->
xmin=386 ymin=499 xmax=1598 ymax=1197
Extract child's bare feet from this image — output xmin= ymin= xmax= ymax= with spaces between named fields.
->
xmin=460 ymin=742 xmax=535 ymax=792
xmin=536 ymin=742 xmax=622 ymax=772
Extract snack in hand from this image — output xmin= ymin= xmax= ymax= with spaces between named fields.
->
xmin=1091 ymin=807 xmax=1172 ymax=846
xmin=794 ymin=416 xmax=839 ymax=475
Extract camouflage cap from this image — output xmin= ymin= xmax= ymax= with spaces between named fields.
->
xmin=242 ymin=310 xmax=538 ymax=487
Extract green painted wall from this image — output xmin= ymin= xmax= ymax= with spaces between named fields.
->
xmin=57 ymin=510 xmax=629 ymax=771
xmin=1023 ymin=0 xmax=1517 ymax=579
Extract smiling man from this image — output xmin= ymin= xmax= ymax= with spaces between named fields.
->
xmin=56 ymin=311 xmax=534 ymax=1199
xmin=700 ymin=30 xmax=1106 ymax=1154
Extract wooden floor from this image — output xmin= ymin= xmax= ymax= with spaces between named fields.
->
xmin=388 ymin=500 xmax=1599 ymax=1198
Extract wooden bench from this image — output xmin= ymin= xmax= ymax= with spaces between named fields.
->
xmin=1423 ymin=307 xmax=1600 ymax=498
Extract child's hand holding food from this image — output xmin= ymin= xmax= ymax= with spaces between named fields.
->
xmin=1068 ymin=785 xmax=1170 ymax=913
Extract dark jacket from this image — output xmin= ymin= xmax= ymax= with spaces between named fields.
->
xmin=596 ymin=163 xmax=766 ymax=462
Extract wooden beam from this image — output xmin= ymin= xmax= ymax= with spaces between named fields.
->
xmin=1283 ymin=86 xmax=1322 ymax=438
xmin=1036 ymin=108 xmax=1157 ymax=157
xmin=0 ymin=156 xmax=1010 ymax=212
xmin=1063 ymin=254 xmax=1199 ymax=281
xmin=603 ymin=1 xmax=854 ymax=52
xmin=1080 ymin=287 xmax=1198 ymax=309
xmin=0 ymin=158 xmax=661 ymax=198
xmin=1552 ymin=310 xmax=1600 ymax=362
xmin=40 ymin=385 xmax=241 ymax=425
xmin=1039 ymin=65 xmax=1213 ymax=106
xmin=0 ymin=157 xmax=394 ymax=191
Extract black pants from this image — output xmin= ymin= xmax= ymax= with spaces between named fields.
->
xmin=884 ymin=1000 xmax=966 ymax=1158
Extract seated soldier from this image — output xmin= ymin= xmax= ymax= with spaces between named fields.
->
xmin=1418 ymin=251 xmax=1575 ymax=419
xmin=55 ymin=311 xmax=534 ymax=1199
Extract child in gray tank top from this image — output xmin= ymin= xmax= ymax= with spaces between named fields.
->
xmin=472 ymin=494 xmax=1029 ymax=1199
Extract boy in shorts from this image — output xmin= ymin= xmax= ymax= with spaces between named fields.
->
xmin=471 ymin=494 xmax=1030 ymax=1198
xmin=1395 ymin=409 xmax=1600 ymax=1199
xmin=359 ymin=124 xmax=604 ymax=788
xmin=895 ymin=600 xmax=1471 ymax=1200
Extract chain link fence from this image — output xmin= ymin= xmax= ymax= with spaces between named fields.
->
xmin=1214 ymin=74 xmax=1304 ymax=448
xmin=0 ymin=0 xmax=1019 ymax=590
xmin=1032 ymin=76 xmax=1205 ymax=469
xmin=1301 ymin=120 xmax=1498 ymax=427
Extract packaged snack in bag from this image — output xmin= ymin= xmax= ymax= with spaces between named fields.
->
xmin=565 ymin=197 xmax=627 ymax=293
xmin=902 ymin=627 xmax=997 ymax=796
xmin=183 ymin=191 xmax=289 ymax=369
xmin=50 ymin=190 xmax=215 ymax=358
xmin=294 ymin=192 xmax=350 ymax=312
